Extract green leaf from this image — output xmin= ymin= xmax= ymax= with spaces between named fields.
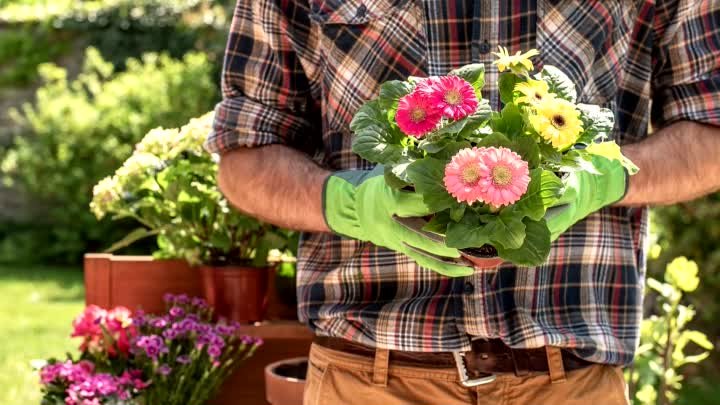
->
xmin=449 ymin=63 xmax=485 ymax=97
xmin=537 ymin=65 xmax=577 ymax=102
xmin=449 ymin=204 xmax=466 ymax=222
xmin=422 ymin=211 xmax=451 ymax=234
xmin=486 ymin=213 xmax=526 ymax=250
xmin=384 ymin=164 xmax=411 ymax=189
xmin=491 ymin=103 xmax=524 ymax=138
xmin=495 ymin=218 xmax=551 ymax=266
xmin=512 ymin=136 xmax=541 ymax=168
xmin=458 ymin=101 xmax=493 ymax=138
xmin=351 ymin=101 xmax=404 ymax=164
xmin=406 ymin=158 xmax=457 ymax=211
xmin=498 ymin=73 xmax=521 ymax=105
xmin=559 ymin=149 xmax=602 ymax=174
xmin=478 ymin=132 xmax=512 ymax=148
xmin=538 ymin=142 xmax=563 ymax=164
xmin=576 ymin=104 xmax=615 ymax=144
xmin=509 ymin=169 xmax=563 ymax=221
xmin=431 ymin=140 xmax=471 ymax=161
xmin=104 ymin=227 xmax=160 ymax=253
xmin=378 ymin=80 xmax=414 ymax=109
xmin=445 ymin=211 xmax=491 ymax=249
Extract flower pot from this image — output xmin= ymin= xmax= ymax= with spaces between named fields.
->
xmin=459 ymin=246 xmax=503 ymax=270
xmin=264 ymin=357 xmax=307 ymax=405
xmin=84 ymin=254 xmax=202 ymax=314
xmin=200 ymin=265 xmax=269 ymax=323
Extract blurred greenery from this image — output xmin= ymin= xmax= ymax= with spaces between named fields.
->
xmin=0 ymin=264 xmax=84 ymax=405
xmin=0 ymin=48 xmax=218 ymax=263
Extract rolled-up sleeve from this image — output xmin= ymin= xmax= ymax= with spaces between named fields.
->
xmin=206 ymin=0 xmax=319 ymax=154
xmin=651 ymin=0 xmax=720 ymax=128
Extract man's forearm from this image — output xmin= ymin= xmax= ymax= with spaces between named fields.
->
xmin=620 ymin=121 xmax=720 ymax=206
xmin=217 ymin=145 xmax=331 ymax=232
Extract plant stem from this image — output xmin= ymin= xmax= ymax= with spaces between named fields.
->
xmin=658 ymin=305 xmax=675 ymax=405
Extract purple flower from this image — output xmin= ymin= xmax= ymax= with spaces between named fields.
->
xmin=163 ymin=293 xmax=175 ymax=304
xmin=241 ymin=335 xmax=254 ymax=345
xmin=207 ymin=344 xmax=223 ymax=359
xmin=135 ymin=335 xmax=168 ymax=360
xmin=157 ymin=364 xmax=172 ymax=376
xmin=169 ymin=306 xmax=185 ymax=319
xmin=151 ymin=317 xmax=169 ymax=329
xmin=40 ymin=360 xmax=94 ymax=385
xmin=215 ymin=324 xmax=237 ymax=337
xmin=196 ymin=324 xmax=211 ymax=334
xmin=191 ymin=297 xmax=208 ymax=308
xmin=176 ymin=355 xmax=191 ymax=364
xmin=174 ymin=318 xmax=198 ymax=334
xmin=162 ymin=327 xmax=180 ymax=340
xmin=175 ymin=294 xmax=190 ymax=305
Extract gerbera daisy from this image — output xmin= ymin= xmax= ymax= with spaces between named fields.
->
xmin=492 ymin=46 xmax=540 ymax=74
xmin=515 ymin=79 xmax=553 ymax=105
xmin=444 ymin=147 xmax=530 ymax=207
xmin=395 ymin=90 xmax=443 ymax=138
xmin=423 ymin=76 xmax=479 ymax=120
xmin=528 ymin=98 xmax=583 ymax=150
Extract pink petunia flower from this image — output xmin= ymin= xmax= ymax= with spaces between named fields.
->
xmin=424 ymin=76 xmax=479 ymax=120
xmin=395 ymin=90 xmax=442 ymax=138
xmin=444 ymin=147 xmax=530 ymax=207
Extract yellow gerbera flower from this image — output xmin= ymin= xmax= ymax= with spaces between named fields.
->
xmin=515 ymin=79 xmax=553 ymax=105
xmin=528 ymin=98 xmax=583 ymax=150
xmin=492 ymin=46 xmax=540 ymax=74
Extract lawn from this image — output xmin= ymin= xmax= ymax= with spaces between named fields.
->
xmin=0 ymin=265 xmax=84 ymax=405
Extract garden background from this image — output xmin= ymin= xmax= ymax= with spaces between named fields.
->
xmin=0 ymin=1 xmax=716 ymax=404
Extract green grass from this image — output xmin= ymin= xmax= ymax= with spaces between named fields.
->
xmin=0 ymin=265 xmax=84 ymax=405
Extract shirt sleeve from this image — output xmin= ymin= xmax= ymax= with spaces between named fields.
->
xmin=651 ymin=0 xmax=720 ymax=128
xmin=205 ymin=0 xmax=320 ymax=154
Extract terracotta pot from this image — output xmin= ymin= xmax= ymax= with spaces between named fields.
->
xmin=84 ymin=254 xmax=201 ymax=313
xmin=264 ymin=357 xmax=307 ymax=405
xmin=201 ymin=265 xmax=270 ymax=323
xmin=459 ymin=246 xmax=503 ymax=270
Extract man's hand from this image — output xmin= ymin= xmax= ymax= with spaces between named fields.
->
xmin=324 ymin=166 xmax=473 ymax=277
xmin=545 ymin=155 xmax=627 ymax=240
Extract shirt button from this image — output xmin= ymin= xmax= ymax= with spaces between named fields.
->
xmin=464 ymin=282 xmax=475 ymax=294
xmin=356 ymin=4 xmax=367 ymax=18
xmin=479 ymin=41 xmax=491 ymax=55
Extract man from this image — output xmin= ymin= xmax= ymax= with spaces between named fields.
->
xmin=207 ymin=1 xmax=720 ymax=404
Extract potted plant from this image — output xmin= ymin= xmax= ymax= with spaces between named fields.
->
xmin=349 ymin=48 xmax=638 ymax=270
xmin=90 ymin=113 xmax=294 ymax=322
xmin=38 ymin=295 xmax=262 ymax=405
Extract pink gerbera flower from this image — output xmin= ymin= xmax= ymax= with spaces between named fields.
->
xmin=424 ymin=76 xmax=479 ymax=120
xmin=395 ymin=90 xmax=442 ymax=138
xmin=444 ymin=147 xmax=530 ymax=207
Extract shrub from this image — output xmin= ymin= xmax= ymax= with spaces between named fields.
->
xmin=0 ymin=25 xmax=70 ymax=87
xmin=90 ymin=114 xmax=292 ymax=267
xmin=0 ymin=47 xmax=218 ymax=263
xmin=627 ymin=257 xmax=714 ymax=405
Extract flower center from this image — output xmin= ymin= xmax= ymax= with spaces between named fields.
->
xmin=410 ymin=107 xmax=426 ymax=123
xmin=534 ymin=92 xmax=543 ymax=101
xmin=444 ymin=89 xmax=461 ymax=106
xmin=551 ymin=114 xmax=566 ymax=128
xmin=491 ymin=165 xmax=512 ymax=186
xmin=461 ymin=165 xmax=481 ymax=185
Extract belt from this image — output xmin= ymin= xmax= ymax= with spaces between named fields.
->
xmin=313 ymin=336 xmax=595 ymax=386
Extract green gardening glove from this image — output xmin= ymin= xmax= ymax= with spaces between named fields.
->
xmin=323 ymin=165 xmax=474 ymax=277
xmin=545 ymin=155 xmax=628 ymax=240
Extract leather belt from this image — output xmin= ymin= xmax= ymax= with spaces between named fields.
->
xmin=313 ymin=336 xmax=594 ymax=384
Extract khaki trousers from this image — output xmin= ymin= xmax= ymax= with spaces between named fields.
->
xmin=303 ymin=343 xmax=630 ymax=405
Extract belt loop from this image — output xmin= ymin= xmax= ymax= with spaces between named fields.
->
xmin=372 ymin=348 xmax=390 ymax=387
xmin=545 ymin=346 xmax=567 ymax=384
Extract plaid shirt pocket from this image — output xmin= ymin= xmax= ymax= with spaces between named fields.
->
xmin=309 ymin=0 xmax=428 ymax=166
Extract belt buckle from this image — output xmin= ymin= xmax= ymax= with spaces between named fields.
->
xmin=452 ymin=351 xmax=497 ymax=387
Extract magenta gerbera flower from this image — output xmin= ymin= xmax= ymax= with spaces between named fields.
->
xmin=444 ymin=147 xmax=530 ymax=207
xmin=395 ymin=91 xmax=442 ymax=138
xmin=424 ymin=76 xmax=479 ymax=120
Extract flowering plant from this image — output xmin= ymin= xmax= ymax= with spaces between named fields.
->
xmin=351 ymin=47 xmax=638 ymax=266
xmin=90 ymin=113 xmax=293 ymax=266
xmin=39 ymin=296 xmax=261 ymax=405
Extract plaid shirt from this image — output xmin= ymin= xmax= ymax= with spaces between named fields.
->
xmin=207 ymin=0 xmax=720 ymax=366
